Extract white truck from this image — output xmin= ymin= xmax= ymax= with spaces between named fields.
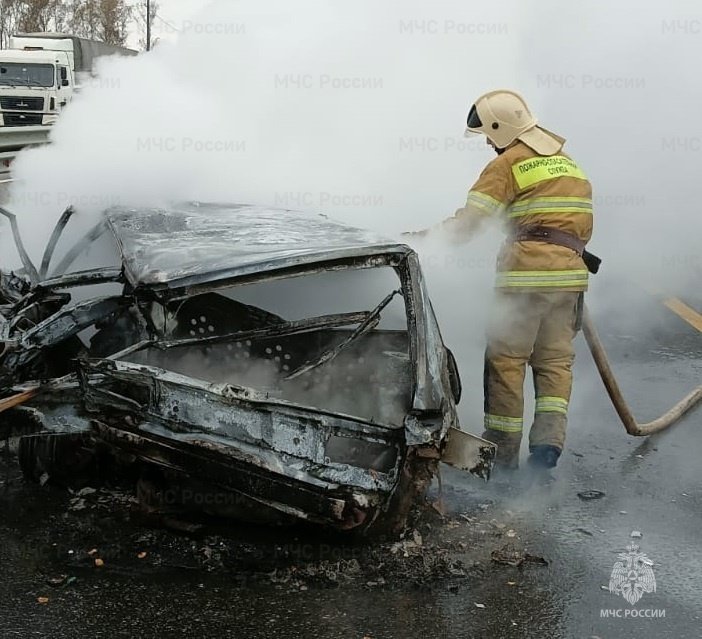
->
xmin=0 ymin=33 xmax=137 ymax=128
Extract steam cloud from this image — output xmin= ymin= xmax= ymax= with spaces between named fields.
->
xmin=2 ymin=0 xmax=700 ymax=432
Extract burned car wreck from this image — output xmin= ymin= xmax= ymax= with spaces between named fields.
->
xmin=0 ymin=203 xmax=495 ymax=535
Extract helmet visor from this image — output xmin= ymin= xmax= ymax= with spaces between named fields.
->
xmin=466 ymin=104 xmax=482 ymax=129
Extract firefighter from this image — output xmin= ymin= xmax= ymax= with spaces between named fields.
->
xmin=407 ymin=89 xmax=594 ymax=470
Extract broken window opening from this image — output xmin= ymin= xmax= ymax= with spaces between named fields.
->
xmin=115 ymin=267 xmax=412 ymax=426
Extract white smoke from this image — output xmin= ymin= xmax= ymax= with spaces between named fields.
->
xmin=2 ymin=0 xmax=700 ymax=434
xmin=3 ymin=0 xmax=521 ymax=257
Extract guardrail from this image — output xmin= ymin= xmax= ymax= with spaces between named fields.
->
xmin=0 ymin=125 xmax=50 ymax=181
xmin=0 ymin=151 xmax=15 ymax=181
xmin=0 ymin=125 xmax=51 ymax=153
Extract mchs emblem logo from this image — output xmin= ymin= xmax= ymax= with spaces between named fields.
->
xmin=609 ymin=543 xmax=657 ymax=605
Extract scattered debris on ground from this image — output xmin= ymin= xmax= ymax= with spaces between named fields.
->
xmin=0 ymin=449 xmax=531 ymax=593
xmin=577 ymin=490 xmax=606 ymax=501
xmin=490 ymin=544 xmax=549 ymax=568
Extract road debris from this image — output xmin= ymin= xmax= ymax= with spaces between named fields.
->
xmin=68 ymin=498 xmax=87 ymax=512
xmin=46 ymin=575 xmax=67 ymax=587
xmin=577 ymin=490 xmax=605 ymax=501
xmin=490 ymin=544 xmax=549 ymax=568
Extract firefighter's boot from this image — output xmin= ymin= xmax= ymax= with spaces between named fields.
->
xmin=527 ymin=444 xmax=561 ymax=469
xmin=482 ymin=429 xmax=521 ymax=470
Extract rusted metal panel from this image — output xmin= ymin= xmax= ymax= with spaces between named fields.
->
xmin=442 ymin=427 xmax=495 ymax=480
xmin=79 ymin=359 xmax=402 ymax=490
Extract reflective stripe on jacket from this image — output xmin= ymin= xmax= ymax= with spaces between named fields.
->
xmin=455 ymin=142 xmax=593 ymax=292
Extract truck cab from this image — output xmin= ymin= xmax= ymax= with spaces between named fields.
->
xmin=0 ymin=33 xmax=136 ymax=128
xmin=0 ymin=48 xmax=72 ymax=126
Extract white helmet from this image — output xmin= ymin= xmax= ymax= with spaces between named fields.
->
xmin=465 ymin=89 xmax=565 ymax=155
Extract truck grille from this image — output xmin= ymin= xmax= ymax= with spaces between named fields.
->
xmin=0 ymin=96 xmax=44 ymax=111
xmin=3 ymin=113 xmax=43 ymax=126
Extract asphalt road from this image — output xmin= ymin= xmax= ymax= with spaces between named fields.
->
xmin=0 ymin=258 xmax=700 ymax=638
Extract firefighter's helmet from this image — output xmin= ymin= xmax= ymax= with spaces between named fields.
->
xmin=465 ymin=89 xmax=565 ymax=155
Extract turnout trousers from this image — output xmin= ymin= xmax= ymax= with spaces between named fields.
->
xmin=482 ymin=291 xmax=581 ymax=467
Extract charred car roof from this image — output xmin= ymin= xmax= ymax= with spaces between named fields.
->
xmin=105 ymin=203 xmax=411 ymax=290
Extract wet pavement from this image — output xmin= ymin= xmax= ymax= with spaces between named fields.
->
xmin=1 ymin=285 xmax=701 ymax=638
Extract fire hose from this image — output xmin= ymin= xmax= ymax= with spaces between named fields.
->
xmin=582 ymin=305 xmax=702 ymax=436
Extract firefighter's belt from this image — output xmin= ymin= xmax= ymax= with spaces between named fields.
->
xmin=513 ymin=225 xmax=586 ymax=255
xmin=512 ymin=225 xmax=601 ymax=274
